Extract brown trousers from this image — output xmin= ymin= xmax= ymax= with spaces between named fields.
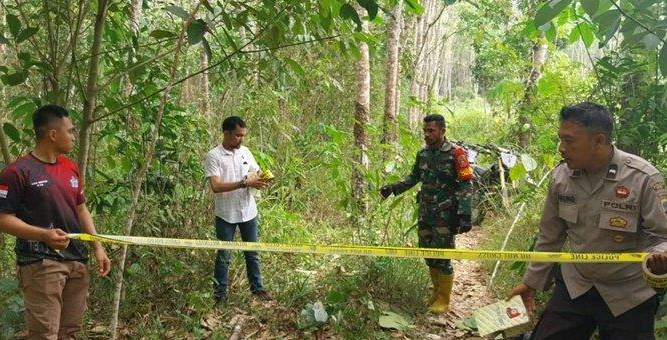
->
xmin=18 ymin=259 xmax=89 ymax=340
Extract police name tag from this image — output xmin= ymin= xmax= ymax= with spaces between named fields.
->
xmin=473 ymin=295 xmax=531 ymax=339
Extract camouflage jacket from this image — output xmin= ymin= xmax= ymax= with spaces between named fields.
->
xmin=391 ymin=141 xmax=472 ymax=217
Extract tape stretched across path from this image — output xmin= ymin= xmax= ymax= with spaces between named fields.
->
xmin=68 ymin=233 xmax=648 ymax=264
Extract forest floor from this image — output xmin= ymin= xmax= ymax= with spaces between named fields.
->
xmin=408 ymin=227 xmax=494 ymax=340
xmin=196 ymin=228 xmax=497 ymax=340
xmin=11 ymin=229 xmax=499 ymax=340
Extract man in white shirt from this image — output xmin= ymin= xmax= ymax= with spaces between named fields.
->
xmin=204 ymin=116 xmax=270 ymax=305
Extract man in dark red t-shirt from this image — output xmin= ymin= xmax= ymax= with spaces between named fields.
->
xmin=0 ymin=104 xmax=111 ymax=340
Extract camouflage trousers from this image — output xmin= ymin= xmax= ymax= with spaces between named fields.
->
xmin=418 ymin=219 xmax=455 ymax=275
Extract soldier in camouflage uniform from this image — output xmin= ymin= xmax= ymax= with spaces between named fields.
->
xmin=380 ymin=114 xmax=473 ymax=314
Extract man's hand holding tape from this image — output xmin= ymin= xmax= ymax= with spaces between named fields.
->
xmin=646 ymin=253 xmax=667 ymax=276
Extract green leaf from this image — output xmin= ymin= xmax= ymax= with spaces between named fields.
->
xmin=221 ymin=11 xmax=233 ymax=30
xmin=202 ymin=37 xmax=212 ymax=62
xmin=187 ymin=19 xmax=207 ymax=45
xmin=0 ymin=70 xmax=27 ymax=86
xmin=534 ymin=0 xmax=573 ymax=28
xmin=580 ymin=0 xmax=599 ymax=17
xmin=3 ymin=122 xmax=20 ymax=142
xmin=127 ymin=262 xmax=141 ymax=275
xmin=340 ymin=4 xmax=362 ymax=31
xmin=569 ymin=25 xmax=581 ymax=43
xmin=30 ymin=61 xmax=52 ymax=72
xmin=641 ymin=33 xmax=661 ymax=50
xmin=659 ymin=43 xmax=667 ymax=78
xmin=165 ymin=5 xmax=189 ymax=20
xmin=221 ymin=28 xmax=238 ymax=51
xmin=6 ymin=14 xmax=21 ymax=37
xmin=602 ymin=16 xmax=621 ymax=45
xmin=509 ymin=163 xmax=526 ymax=181
xmin=404 ymin=0 xmax=424 ymax=15
xmin=455 ymin=316 xmax=477 ymax=331
xmin=15 ymin=27 xmax=38 ymax=43
xmin=319 ymin=12 xmax=333 ymax=31
xmin=0 ymin=32 xmax=9 ymax=44
xmin=17 ymin=52 xmax=31 ymax=62
xmin=149 ymin=29 xmax=175 ymax=39
xmin=521 ymin=154 xmax=537 ymax=172
xmin=202 ymin=0 xmax=215 ymax=13
xmin=579 ymin=21 xmax=595 ymax=47
xmin=285 ymin=58 xmax=305 ymax=77
xmin=595 ymin=9 xmax=620 ymax=28
xmin=595 ymin=0 xmax=613 ymax=14
xmin=545 ymin=22 xmax=557 ymax=42
xmin=357 ymin=0 xmax=379 ymax=20
xmin=378 ymin=311 xmax=411 ymax=330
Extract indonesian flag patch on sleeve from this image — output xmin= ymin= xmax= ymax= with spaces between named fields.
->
xmin=0 ymin=184 xmax=8 ymax=198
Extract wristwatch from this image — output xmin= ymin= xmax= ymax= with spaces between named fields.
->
xmin=240 ymin=177 xmax=247 ymax=188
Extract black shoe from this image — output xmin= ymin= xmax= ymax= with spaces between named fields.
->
xmin=214 ymin=294 xmax=227 ymax=307
xmin=252 ymin=290 xmax=272 ymax=301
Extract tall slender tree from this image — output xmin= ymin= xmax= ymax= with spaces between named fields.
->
xmin=352 ymin=5 xmax=371 ymax=234
xmin=382 ymin=0 xmax=403 ymax=158
xmin=200 ymin=46 xmax=210 ymax=117
xmin=517 ymin=32 xmax=547 ymax=148
xmin=109 ymin=3 xmax=203 ymax=338
xmin=77 ymin=0 xmax=109 ymax=181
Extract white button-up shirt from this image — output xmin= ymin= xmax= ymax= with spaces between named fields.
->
xmin=204 ymin=145 xmax=259 ymax=223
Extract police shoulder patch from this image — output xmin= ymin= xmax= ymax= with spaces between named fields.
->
xmin=650 ymin=175 xmax=667 ymax=215
xmin=659 ymin=192 xmax=667 ymax=216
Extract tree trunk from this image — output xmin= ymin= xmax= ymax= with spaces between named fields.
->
xmin=108 ymin=3 xmax=202 ymax=338
xmin=129 ymin=0 xmax=142 ymax=36
xmin=352 ymin=5 xmax=370 ymax=234
xmin=0 ymin=5 xmax=10 ymax=166
xmin=200 ymin=46 xmax=210 ymax=117
xmin=394 ymin=6 xmax=406 ymax=136
xmin=123 ymin=0 xmax=143 ymax=129
xmin=518 ymin=32 xmax=547 ymax=148
xmin=382 ymin=0 xmax=403 ymax=157
xmin=0 ymin=0 xmax=5 ymax=252
xmin=124 ymin=0 xmax=143 ymax=95
xmin=419 ymin=0 xmax=437 ymax=109
xmin=407 ymin=10 xmax=426 ymax=128
xmin=77 ymin=0 xmax=109 ymax=182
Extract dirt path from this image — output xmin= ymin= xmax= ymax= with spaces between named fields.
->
xmin=410 ymin=227 xmax=494 ymax=340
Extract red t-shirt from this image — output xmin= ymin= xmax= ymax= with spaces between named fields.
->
xmin=0 ymin=154 xmax=88 ymax=265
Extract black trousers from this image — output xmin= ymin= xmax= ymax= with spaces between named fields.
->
xmin=531 ymin=269 xmax=659 ymax=340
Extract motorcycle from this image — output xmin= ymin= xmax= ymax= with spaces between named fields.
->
xmin=456 ymin=142 xmax=519 ymax=225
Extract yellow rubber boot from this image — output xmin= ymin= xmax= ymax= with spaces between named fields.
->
xmin=428 ymin=272 xmax=453 ymax=314
xmin=428 ymin=267 xmax=440 ymax=304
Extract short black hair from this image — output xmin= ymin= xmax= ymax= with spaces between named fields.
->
xmin=221 ymin=116 xmax=246 ymax=132
xmin=559 ymin=102 xmax=613 ymax=144
xmin=32 ymin=104 xmax=70 ymax=140
xmin=423 ymin=114 xmax=446 ymax=129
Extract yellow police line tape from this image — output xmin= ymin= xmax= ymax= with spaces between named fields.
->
xmin=69 ymin=233 xmax=667 ymax=288
xmin=68 ymin=233 xmax=647 ymax=264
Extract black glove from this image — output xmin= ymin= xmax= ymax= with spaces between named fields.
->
xmin=380 ymin=184 xmax=395 ymax=198
xmin=456 ymin=214 xmax=472 ymax=234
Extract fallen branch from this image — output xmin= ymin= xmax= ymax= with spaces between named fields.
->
xmin=229 ymin=315 xmax=246 ymax=340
